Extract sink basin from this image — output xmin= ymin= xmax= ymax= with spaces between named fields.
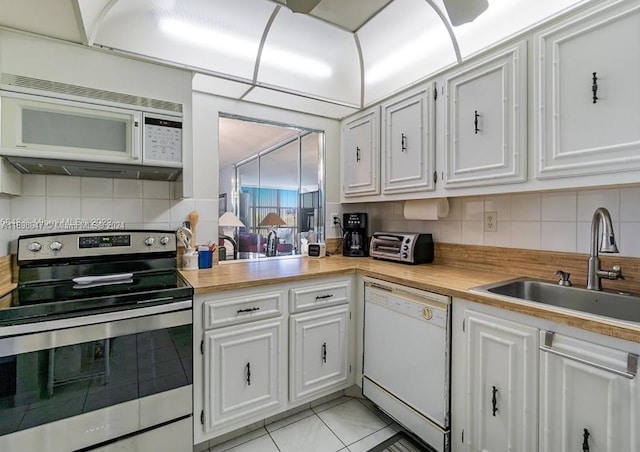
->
xmin=471 ymin=278 xmax=640 ymax=323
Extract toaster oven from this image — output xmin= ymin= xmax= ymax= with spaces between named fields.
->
xmin=369 ymin=232 xmax=434 ymax=264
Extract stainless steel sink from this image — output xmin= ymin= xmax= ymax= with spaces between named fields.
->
xmin=471 ymin=278 xmax=640 ymax=323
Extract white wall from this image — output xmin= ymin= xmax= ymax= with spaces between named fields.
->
xmin=346 ymin=186 xmax=640 ymax=258
xmin=192 ymin=90 xmax=341 ymax=241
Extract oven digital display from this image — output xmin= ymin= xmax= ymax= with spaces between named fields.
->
xmin=79 ymin=235 xmax=131 ymax=248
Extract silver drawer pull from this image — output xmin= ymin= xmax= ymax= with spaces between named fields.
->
xmin=542 ymin=331 xmax=637 ymax=379
xmin=540 ymin=345 xmax=638 ymax=380
xmin=315 ymin=294 xmax=333 ymax=301
xmin=237 ymin=307 xmax=260 ymax=314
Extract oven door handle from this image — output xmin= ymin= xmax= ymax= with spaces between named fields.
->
xmin=0 ymin=299 xmax=192 ymax=339
xmin=72 ymin=273 xmax=134 ymax=285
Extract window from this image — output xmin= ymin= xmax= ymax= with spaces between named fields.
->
xmin=219 ymin=115 xmax=325 ymax=259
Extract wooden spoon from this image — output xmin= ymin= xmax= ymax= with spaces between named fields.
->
xmin=188 ymin=210 xmax=199 ymax=246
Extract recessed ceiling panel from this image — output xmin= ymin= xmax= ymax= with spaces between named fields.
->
xmin=258 ymin=7 xmax=361 ymax=105
xmin=0 ymin=0 xmax=83 ymax=42
xmin=436 ymin=0 xmax=587 ymax=58
xmin=90 ymin=0 xmax=276 ymax=80
xmin=307 ymin=0 xmax=394 ymax=31
xmin=358 ymin=0 xmax=457 ymax=105
xmin=244 ymin=87 xmax=359 ymax=119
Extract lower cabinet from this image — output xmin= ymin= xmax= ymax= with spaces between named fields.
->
xmin=452 ymin=298 xmax=640 ymax=452
xmin=203 ymin=317 xmax=285 ymax=434
xmin=452 ymin=301 xmax=538 ymax=452
xmin=193 ymin=276 xmax=354 ymax=445
xmin=290 ymin=305 xmax=349 ymax=403
xmin=539 ymin=331 xmax=639 ymax=452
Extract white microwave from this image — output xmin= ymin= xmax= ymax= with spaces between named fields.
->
xmin=0 ymin=91 xmax=182 ymax=168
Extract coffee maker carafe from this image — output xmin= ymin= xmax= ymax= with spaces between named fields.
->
xmin=343 ymin=213 xmax=368 ymax=257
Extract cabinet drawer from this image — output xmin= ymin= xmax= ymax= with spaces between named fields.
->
xmin=203 ymin=291 xmax=284 ymax=329
xmin=290 ymin=281 xmax=350 ymax=313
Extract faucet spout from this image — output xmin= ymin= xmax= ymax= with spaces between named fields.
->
xmin=587 ymin=207 xmax=621 ymax=290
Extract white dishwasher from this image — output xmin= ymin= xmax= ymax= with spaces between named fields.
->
xmin=363 ymin=278 xmax=451 ymax=452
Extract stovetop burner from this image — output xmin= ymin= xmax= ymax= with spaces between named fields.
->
xmin=3 ymin=230 xmax=193 ymax=327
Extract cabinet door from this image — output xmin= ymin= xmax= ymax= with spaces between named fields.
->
xmin=342 ymin=108 xmax=380 ymax=197
xmin=539 ymin=331 xmax=638 ymax=452
xmin=458 ymin=309 xmax=538 ymax=452
xmin=203 ymin=317 xmax=284 ymax=433
xmin=382 ymin=85 xmax=435 ymax=193
xmin=290 ymin=305 xmax=349 ymax=403
xmin=444 ymin=41 xmax=527 ymax=188
xmin=535 ymin=2 xmax=640 ymax=179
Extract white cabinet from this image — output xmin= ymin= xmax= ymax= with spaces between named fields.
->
xmin=194 ymin=276 xmax=355 ymax=445
xmin=0 ymin=159 xmax=21 ymax=195
xmin=342 ymin=108 xmax=380 ymax=197
xmin=452 ymin=300 xmax=538 ymax=452
xmin=444 ymin=41 xmax=527 ymax=188
xmin=381 ymin=85 xmax=436 ymax=194
xmin=289 ymin=279 xmax=351 ymax=403
xmin=289 ymin=305 xmax=349 ymax=403
xmin=535 ymin=1 xmax=640 ymax=179
xmin=539 ymin=331 xmax=639 ymax=452
xmin=203 ymin=317 xmax=285 ymax=434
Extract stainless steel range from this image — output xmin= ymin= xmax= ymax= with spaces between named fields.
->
xmin=0 ymin=230 xmax=193 ymax=452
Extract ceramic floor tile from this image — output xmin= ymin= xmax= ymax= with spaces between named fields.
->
xmin=311 ymin=395 xmax=353 ymax=414
xmin=270 ymin=414 xmax=345 ymax=452
xmin=356 ymin=399 xmax=394 ymax=425
xmin=266 ymin=408 xmax=314 ymax=432
xmin=317 ymin=399 xmax=388 ymax=446
xmin=345 ymin=425 xmax=398 ymax=452
xmin=225 ymin=433 xmax=279 ymax=452
xmin=209 ymin=427 xmax=268 ymax=452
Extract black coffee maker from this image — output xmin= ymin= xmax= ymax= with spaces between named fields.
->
xmin=342 ymin=213 xmax=368 ymax=257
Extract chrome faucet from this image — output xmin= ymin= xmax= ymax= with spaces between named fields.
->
xmin=587 ymin=207 xmax=623 ymax=290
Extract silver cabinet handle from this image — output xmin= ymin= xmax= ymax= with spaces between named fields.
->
xmin=541 ymin=331 xmax=637 ymax=379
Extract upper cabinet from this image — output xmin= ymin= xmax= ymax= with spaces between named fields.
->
xmin=382 ymin=85 xmax=436 ymax=194
xmin=535 ymin=1 xmax=640 ymax=179
xmin=444 ymin=41 xmax=527 ymax=189
xmin=342 ymin=107 xmax=380 ymax=198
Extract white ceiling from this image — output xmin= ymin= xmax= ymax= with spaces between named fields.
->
xmin=224 ymin=117 xmax=321 ymax=190
xmin=0 ymin=0 xmax=591 ymax=118
xmin=272 ymin=0 xmax=394 ymax=31
xmin=219 ymin=117 xmax=299 ymax=169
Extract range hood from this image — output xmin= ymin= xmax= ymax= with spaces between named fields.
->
xmin=5 ymin=156 xmax=182 ymax=181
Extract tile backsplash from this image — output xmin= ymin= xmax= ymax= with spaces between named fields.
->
xmin=0 ymin=175 xmax=219 ymax=255
xmin=4 ymin=178 xmax=640 ymax=259
xmin=342 ymin=187 xmax=640 ymax=258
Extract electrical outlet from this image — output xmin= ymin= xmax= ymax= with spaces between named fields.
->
xmin=484 ymin=211 xmax=497 ymax=232
xmin=331 ymin=213 xmax=340 ymax=226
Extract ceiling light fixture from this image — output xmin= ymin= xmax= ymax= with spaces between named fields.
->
xmin=159 ymin=18 xmax=332 ymax=79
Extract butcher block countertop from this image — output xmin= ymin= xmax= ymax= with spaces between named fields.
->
xmin=180 ymin=253 xmax=640 ymax=344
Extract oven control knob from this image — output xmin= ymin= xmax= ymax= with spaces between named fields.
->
xmin=144 ymin=237 xmax=155 ymax=247
xmin=402 ymin=252 xmax=408 ymax=259
xmin=159 ymin=236 xmax=170 ymax=246
xmin=49 ymin=241 xmax=63 ymax=252
xmin=28 ymin=241 xmax=42 ymax=252
xmin=403 ymin=245 xmax=409 ymax=251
